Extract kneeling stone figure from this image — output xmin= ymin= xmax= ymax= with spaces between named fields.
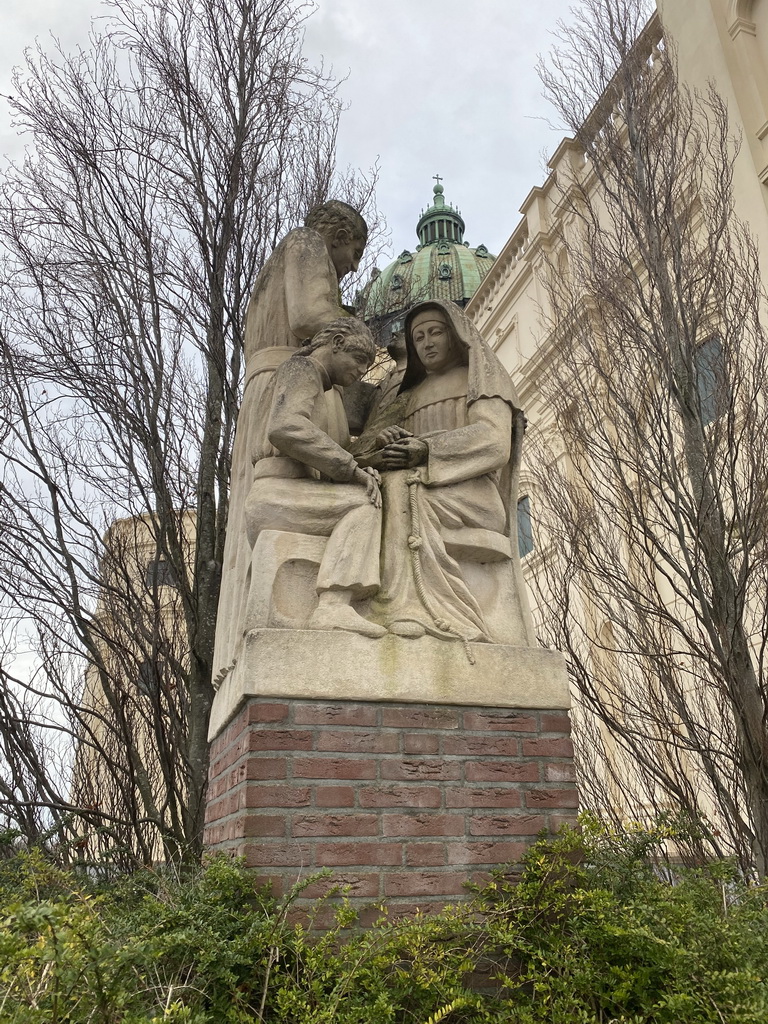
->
xmin=244 ymin=317 xmax=385 ymax=639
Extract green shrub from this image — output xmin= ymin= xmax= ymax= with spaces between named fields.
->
xmin=472 ymin=816 xmax=768 ymax=1023
xmin=1 ymin=818 xmax=766 ymax=1022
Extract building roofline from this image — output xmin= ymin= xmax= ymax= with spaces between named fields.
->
xmin=467 ymin=10 xmax=663 ymax=320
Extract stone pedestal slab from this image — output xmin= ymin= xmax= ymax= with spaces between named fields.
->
xmin=209 ymin=629 xmax=570 ymax=740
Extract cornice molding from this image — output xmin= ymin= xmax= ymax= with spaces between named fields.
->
xmin=729 ymin=16 xmax=757 ymax=39
xmin=728 ymin=0 xmax=757 ymax=37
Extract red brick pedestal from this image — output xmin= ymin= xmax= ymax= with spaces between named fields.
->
xmin=205 ymin=696 xmax=578 ymax=919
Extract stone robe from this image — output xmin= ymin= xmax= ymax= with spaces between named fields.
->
xmin=369 ymin=370 xmax=511 ymax=640
xmin=214 ymin=228 xmax=348 ymax=681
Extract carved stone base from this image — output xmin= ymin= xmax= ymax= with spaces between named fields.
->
xmin=205 ymin=631 xmax=576 ymax=924
xmin=209 ymin=629 xmax=570 ymax=740
xmin=205 ymin=693 xmax=578 ymax=925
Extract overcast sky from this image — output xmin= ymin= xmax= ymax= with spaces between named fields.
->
xmin=1 ymin=0 xmax=576 ymax=261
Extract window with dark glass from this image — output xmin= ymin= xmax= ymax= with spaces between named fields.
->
xmin=517 ymin=495 xmax=534 ymax=557
xmin=137 ymin=659 xmax=161 ymax=697
xmin=695 ymin=335 xmax=727 ymax=425
xmin=145 ymin=558 xmax=177 ymax=589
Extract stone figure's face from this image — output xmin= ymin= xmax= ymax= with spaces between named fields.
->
xmin=328 ymin=336 xmax=372 ymax=386
xmin=410 ymin=310 xmax=462 ymax=375
xmin=386 ymin=330 xmax=407 ymax=364
xmin=328 ymin=227 xmax=366 ymax=281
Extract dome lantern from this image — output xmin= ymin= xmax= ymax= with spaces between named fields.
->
xmin=416 ymin=175 xmax=465 ymax=247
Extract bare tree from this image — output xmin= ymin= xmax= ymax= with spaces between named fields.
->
xmin=0 ymin=0 xmax=380 ymax=866
xmin=528 ymin=0 xmax=768 ymax=875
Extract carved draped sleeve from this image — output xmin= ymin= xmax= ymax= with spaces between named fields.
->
xmin=254 ymin=355 xmax=358 ymax=483
xmin=401 ymin=367 xmax=512 ymax=488
xmin=244 ymin=227 xmax=345 ymax=361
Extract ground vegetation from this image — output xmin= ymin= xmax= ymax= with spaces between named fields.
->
xmin=2 ymin=819 xmax=766 ymax=1022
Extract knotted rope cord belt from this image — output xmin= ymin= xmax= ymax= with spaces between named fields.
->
xmin=406 ymin=471 xmax=476 ymax=666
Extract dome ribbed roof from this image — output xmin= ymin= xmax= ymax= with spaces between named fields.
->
xmin=359 ymin=179 xmax=496 ymax=342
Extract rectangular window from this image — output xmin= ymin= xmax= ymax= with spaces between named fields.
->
xmin=137 ymin=659 xmax=160 ymax=697
xmin=517 ymin=495 xmax=534 ymax=557
xmin=145 ymin=558 xmax=177 ymax=589
xmin=695 ymin=335 xmax=727 ymax=425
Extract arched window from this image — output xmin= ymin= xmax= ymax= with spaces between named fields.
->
xmin=137 ymin=659 xmax=163 ymax=697
xmin=695 ymin=335 xmax=727 ymax=425
xmin=145 ymin=558 xmax=177 ymax=589
xmin=517 ymin=496 xmax=534 ymax=557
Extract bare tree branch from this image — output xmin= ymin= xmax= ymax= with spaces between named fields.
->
xmin=0 ymin=0 xmax=382 ymax=866
xmin=530 ymin=0 xmax=768 ymax=875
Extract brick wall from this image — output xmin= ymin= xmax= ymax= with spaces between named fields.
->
xmin=205 ymin=697 xmax=578 ymax=921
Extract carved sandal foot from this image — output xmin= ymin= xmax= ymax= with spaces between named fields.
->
xmin=308 ymin=605 xmax=386 ymax=639
xmin=388 ymin=620 xmax=427 ymax=639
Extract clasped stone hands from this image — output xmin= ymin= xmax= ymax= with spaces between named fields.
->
xmin=373 ymin=426 xmax=429 ymax=470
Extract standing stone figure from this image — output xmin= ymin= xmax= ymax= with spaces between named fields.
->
xmin=214 ymin=202 xmax=368 ymax=681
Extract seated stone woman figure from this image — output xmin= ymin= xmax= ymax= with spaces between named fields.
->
xmin=356 ymin=300 xmax=534 ymax=646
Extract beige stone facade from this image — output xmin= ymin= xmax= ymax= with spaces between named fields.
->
xmin=466 ymin=0 xmax=768 ymax=838
xmin=469 ymin=0 xmax=768 ymax=384
xmin=73 ymin=512 xmax=195 ymax=862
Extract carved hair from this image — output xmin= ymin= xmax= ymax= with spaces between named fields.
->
xmin=300 ymin=317 xmax=376 ymax=362
xmin=305 ymin=200 xmax=368 ymax=241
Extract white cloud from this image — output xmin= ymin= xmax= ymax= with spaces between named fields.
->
xmin=302 ymin=0 xmax=576 ymax=257
xmin=2 ymin=0 xmax=577 ymax=258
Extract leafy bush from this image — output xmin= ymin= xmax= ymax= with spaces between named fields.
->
xmin=1 ymin=818 xmax=767 ymax=1022
xmin=473 ymin=816 xmax=768 ymax=1022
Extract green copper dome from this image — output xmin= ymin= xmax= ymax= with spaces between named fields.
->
xmin=359 ymin=178 xmax=496 ymax=343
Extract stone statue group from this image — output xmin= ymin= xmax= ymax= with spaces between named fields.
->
xmin=213 ymin=200 xmax=534 ymax=684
